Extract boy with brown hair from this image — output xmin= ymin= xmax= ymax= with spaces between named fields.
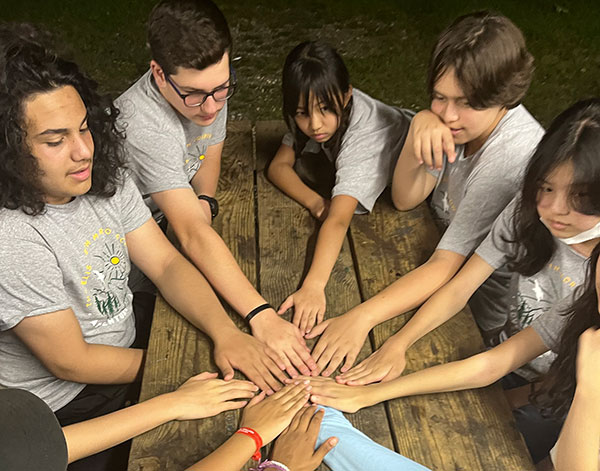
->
xmin=308 ymin=11 xmax=545 ymax=380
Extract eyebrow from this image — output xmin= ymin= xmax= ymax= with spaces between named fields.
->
xmin=36 ymin=114 xmax=89 ymax=137
xmin=179 ymin=77 xmax=230 ymax=94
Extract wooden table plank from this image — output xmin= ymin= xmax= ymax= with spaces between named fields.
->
xmin=350 ymin=195 xmax=534 ymax=470
xmin=255 ymin=121 xmax=396 ymax=460
xmin=128 ymin=121 xmax=257 ymax=470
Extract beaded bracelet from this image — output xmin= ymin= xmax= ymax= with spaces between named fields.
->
xmin=251 ymin=459 xmax=290 ymax=471
xmin=236 ymin=427 xmax=263 ymax=461
xmin=245 ymin=303 xmax=273 ymax=324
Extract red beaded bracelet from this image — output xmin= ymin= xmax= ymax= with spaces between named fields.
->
xmin=236 ymin=427 xmax=263 ymax=461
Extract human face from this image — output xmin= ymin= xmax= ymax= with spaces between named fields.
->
xmin=152 ymin=52 xmax=230 ymax=127
xmin=293 ymin=94 xmax=342 ymax=143
xmin=430 ymin=68 xmax=507 ymax=155
xmin=537 ymin=162 xmax=600 ymax=240
xmin=24 ymin=86 xmax=94 ymax=205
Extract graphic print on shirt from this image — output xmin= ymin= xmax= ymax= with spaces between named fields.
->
xmin=516 ymin=261 xmax=580 ymax=328
xmin=183 ymin=133 xmax=212 ymax=177
xmin=80 ymin=227 xmax=130 ymax=325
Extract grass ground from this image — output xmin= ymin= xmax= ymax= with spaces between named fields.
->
xmin=2 ymin=0 xmax=599 ymax=126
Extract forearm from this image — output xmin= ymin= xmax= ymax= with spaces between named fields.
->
xmin=363 ymin=354 xmax=496 ymax=406
xmin=268 ymin=162 xmax=324 ymax=211
xmin=179 ymin=227 xmax=267 ymax=318
xmin=54 ymin=343 xmax=144 ymax=384
xmin=391 ymin=130 xmax=434 ymax=211
xmin=345 ymin=253 xmax=464 ymax=333
xmin=153 ymin=251 xmax=242 ymax=340
xmin=554 ymin=385 xmax=600 ymax=471
xmin=63 ymin=392 xmax=178 ymax=463
xmin=186 ymin=433 xmax=255 ymax=471
xmin=303 ymin=217 xmax=350 ymax=288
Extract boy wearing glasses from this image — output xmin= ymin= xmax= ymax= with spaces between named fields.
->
xmin=116 ymin=0 xmax=317 ymax=385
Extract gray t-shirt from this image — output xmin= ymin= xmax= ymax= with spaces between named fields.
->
xmin=428 ymin=105 xmax=544 ymax=331
xmin=115 ymin=69 xmax=227 ymax=219
xmin=531 ymin=295 xmax=574 ymax=354
xmin=282 ymin=88 xmax=412 ymax=214
xmin=477 ymin=197 xmax=588 ymax=380
xmin=0 ymin=175 xmax=151 ymax=410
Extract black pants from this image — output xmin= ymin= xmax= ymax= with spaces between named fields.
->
xmin=501 ymin=373 xmax=563 ymax=464
xmin=54 ymin=291 xmax=156 ymax=471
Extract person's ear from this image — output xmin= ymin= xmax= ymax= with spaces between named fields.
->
xmin=150 ymin=60 xmax=167 ymax=88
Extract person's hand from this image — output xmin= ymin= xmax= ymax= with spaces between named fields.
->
xmin=213 ymin=329 xmax=288 ymax=394
xmin=335 ymin=336 xmax=407 ymax=385
xmin=309 ymin=197 xmax=331 ymax=221
xmin=411 ymin=109 xmax=457 ymax=170
xmin=307 ymin=376 xmax=374 ymax=413
xmin=576 ymin=327 xmax=600 ymax=392
xmin=270 ymin=406 xmax=338 ymax=471
xmin=278 ymin=283 xmax=327 ymax=335
xmin=251 ymin=308 xmax=318 ymax=378
xmin=306 ymin=312 xmax=371 ymax=377
xmin=240 ymin=381 xmax=311 ymax=444
xmin=165 ymin=372 xmax=258 ymax=420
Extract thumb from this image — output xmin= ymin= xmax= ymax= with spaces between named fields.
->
xmin=215 ymin=356 xmax=235 ymax=381
xmin=278 ymin=296 xmax=294 ymax=315
xmin=313 ymin=436 xmax=338 ymax=462
xmin=304 ymin=319 xmax=330 ymax=339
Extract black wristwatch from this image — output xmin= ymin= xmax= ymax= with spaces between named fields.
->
xmin=197 ymin=195 xmax=219 ymax=221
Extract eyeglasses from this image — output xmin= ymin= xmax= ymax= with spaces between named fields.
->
xmin=166 ymin=68 xmax=237 ymax=107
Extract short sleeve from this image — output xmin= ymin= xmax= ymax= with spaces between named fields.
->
xmin=531 ymin=295 xmax=573 ymax=353
xmin=475 ymin=197 xmax=521 ymax=269
xmin=282 ymin=131 xmax=294 ymax=148
xmin=437 ymin=148 xmax=525 ymax=257
xmin=332 ymin=113 xmax=410 ymax=213
xmin=118 ymin=173 xmax=152 ymax=234
xmin=0 ymin=229 xmax=70 ymax=330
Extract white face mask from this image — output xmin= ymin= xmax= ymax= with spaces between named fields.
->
xmin=541 ymin=218 xmax=600 ymax=245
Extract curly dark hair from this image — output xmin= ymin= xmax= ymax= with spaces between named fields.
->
xmin=148 ymin=0 xmax=232 ymax=76
xmin=533 ymin=243 xmax=600 ymax=419
xmin=0 ymin=23 xmax=125 ymax=215
xmin=508 ymin=98 xmax=600 ymax=276
xmin=428 ymin=11 xmax=534 ymax=110
xmin=281 ymin=41 xmax=353 ymax=162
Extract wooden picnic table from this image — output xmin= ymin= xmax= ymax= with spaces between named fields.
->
xmin=127 ymin=121 xmax=534 ymax=471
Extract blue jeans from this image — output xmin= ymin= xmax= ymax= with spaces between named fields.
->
xmin=316 ymin=407 xmax=430 ymax=471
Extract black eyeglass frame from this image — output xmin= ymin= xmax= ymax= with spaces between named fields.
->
xmin=166 ymin=67 xmax=237 ymax=107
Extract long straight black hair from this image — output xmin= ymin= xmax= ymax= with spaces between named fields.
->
xmin=507 ymin=98 xmax=600 ymax=276
xmin=281 ymin=41 xmax=352 ymax=160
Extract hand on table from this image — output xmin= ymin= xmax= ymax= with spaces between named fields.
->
xmin=213 ymin=330 xmax=288 ymax=394
xmin=167 ymin=372 xmax=258 ymax=420
xmin=278 ymin=283 xmax=326 ymax=336
xmin=306 ymin=312 xmax=371 ymax=377
xmin=411 ymin=109 xmax=457 ymax=170
xmin=240 ymin=381 xmax=312 ymax=444
xmin=307 ymin=376 xmax=372 ymax=413
xmin=271 ymin=406 xmax=338 ymax=471
xmin=251 ymin=308 xmax=318 ymax=378
xmin=335 ymin=335 xmax=407 ymax=385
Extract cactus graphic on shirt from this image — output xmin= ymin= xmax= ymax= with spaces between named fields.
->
xmin=441 ymin=191 xmax=450 ymax=214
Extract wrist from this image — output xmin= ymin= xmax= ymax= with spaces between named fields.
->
xmin=302 ymin=276 xmax=327 ymax=290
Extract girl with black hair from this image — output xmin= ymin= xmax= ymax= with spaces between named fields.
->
xmin=267 ymin=40 xmax=412 ymax=336
xmin=304 ymin=98 xmax=600 ymax=464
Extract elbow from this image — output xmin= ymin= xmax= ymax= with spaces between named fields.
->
xmin=467 ymin=352 xmax=505 ymax=388
xmin=391 ymin=187 xmax=417 ymax=211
